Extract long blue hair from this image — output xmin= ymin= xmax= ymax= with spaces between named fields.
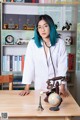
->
xmin=34 ymin=14 xmax=59 ymax=48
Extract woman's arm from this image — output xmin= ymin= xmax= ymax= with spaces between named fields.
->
xmin=19 ymin=41 xmax=35 ymax=96
xmin=59 ymin=83 xmax=69 ymax=97
xmin=57 ymin=39 xmax=69 ymax=97
xmin=19 ymin=84 xmax=30 ymax=96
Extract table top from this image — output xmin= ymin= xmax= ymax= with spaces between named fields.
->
xmin=0 ymin=90 xmax=80 ymax=117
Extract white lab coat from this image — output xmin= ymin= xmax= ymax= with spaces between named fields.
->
xmin=22 ymin=38 xmax=67 ymax=91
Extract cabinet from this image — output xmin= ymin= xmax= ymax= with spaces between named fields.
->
xmin=0 ymin=1 xmax=79 ymax=94
xmin=75 ymin=4 xmax=80 ymax=105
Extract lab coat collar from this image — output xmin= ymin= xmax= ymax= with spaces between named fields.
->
xmin=41 ymin=40 xmax=55 ymax=63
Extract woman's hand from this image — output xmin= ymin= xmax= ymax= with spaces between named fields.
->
xmin=19 ymin=84 xmax=30 ymax=96
xmin=59 ymin=84 xmax=69 ymax=97
xmin=19 ymin=90 xmax=30 ymax=96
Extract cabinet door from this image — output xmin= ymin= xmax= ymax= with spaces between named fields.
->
xmin=76 ymin=4 xmax=80 ymax=105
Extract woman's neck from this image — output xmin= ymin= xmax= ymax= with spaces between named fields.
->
xmin=43 ymin=38 xmax=50 ymax=44
xmin=43 ymin=38 xmax=51 ymax=48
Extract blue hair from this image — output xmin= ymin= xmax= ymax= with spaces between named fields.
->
xmin=34 ymin=14 xmax=59 ymax=48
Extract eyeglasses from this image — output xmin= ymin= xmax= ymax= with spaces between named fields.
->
xmin=37 ymin=24 xmax=49 ymax=31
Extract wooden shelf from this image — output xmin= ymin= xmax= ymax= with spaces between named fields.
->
xmin=68 ymin=70 xmax=75 ymax=72
xmin=68 ymin=83 xmax=74 ymax=87
xmin=2 ymin=44 xmax=28 ymax=47
xmin=2 ymin=1 xmax=80 ymax=6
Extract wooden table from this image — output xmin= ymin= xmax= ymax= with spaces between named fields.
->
xmin=0 ymin=90 xmax=80 ymax=120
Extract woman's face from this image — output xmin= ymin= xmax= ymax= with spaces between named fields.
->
xmin=37 ymin=19 xmax=50 ymax=39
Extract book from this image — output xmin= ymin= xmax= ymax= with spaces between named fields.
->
xmin=10 ymin=55 xmax=13 ymax=71
xmin=14 ymin=56 xmax=18 ymax=72
xmin=39 ymin=0 xmax=44 ymax=3
xmin=7 ymin=55 xmax=10 ymax=72
xmin=68 ymin=53 xmax=75 ymax=70
xmin=21 ymin=55 xmax=25 ymax=72
xmin=3 ymin=56 xmax=7 ymax=71
xmin=17 ymin=56 xmax=22 ymax=72
xmin=25 ymin=0 xmax=32 ymax=2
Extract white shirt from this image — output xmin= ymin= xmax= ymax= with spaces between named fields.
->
xmin=22 ymin=38 xmax=68 ymax=91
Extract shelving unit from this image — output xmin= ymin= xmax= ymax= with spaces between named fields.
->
xmin=75 ymin=4 xmax=80 ymax=105
xmin=0 ymin=1 xmax=79 ymax=95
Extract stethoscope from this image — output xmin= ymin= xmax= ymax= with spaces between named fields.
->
xmin=43 ymin=40 xmax=66 ymax=93
xmin=43 ymin=40 xmax=56 ymax=77
xmin=43 ymin=40 xmax=66 ymax=91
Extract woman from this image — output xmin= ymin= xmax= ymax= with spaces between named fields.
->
xmin=19 ymin=14 xmax=68 ymax=96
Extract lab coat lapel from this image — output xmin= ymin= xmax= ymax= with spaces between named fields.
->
xmin=41 ymin=41 xmax=49 ymax=67
xmin=42 ymin=47 xmax=48 ymax=68
xmin=47 ymin=46 xmax=55 ymax=62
